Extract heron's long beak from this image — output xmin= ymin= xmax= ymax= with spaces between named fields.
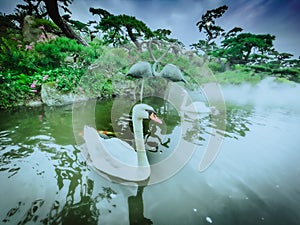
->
xmin=150 ymin=113 xmax=162 ymax=124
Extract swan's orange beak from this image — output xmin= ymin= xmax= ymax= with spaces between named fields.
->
xmin=150 ymin=112 xmax=162 ymax=124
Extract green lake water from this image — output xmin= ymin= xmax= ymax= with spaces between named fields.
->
xmin=1 ymin=78 xmax=300 ymax=225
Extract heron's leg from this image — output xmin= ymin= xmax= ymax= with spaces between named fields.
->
xmin=139 ymin=78 xmax=145 ymax=103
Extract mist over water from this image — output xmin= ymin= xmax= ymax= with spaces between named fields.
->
xmin=196 ymin=77 xmax=300 ymax=224
xmin=221 ymin=77 xmax=300 ymax=112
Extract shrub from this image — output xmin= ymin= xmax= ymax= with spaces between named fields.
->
xmin=215 ymin=70 xmax=264 ymax=84
xmin=273 ymin=68 xmax=300 ymax=82
xmin=0 ymin=33 xmax=104 ymax=108
xmin=34 ymin=37 xmax=85 ymax=68
xmin=30 ymin=67 xmax=85 ymax=93
xmin=207 ymin=61 xmax=225 ymax=73
xmin=249 ymin=65 xmax=272 ymax=73
xmin=0 ymin=70 xmax=34 ymax=108
xmin=0 ymin=36 xmax=38 ymax=74
xmin=34 ymin=36 xmax=103 ymax=69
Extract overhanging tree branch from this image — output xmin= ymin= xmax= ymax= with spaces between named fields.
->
xmin=43 ymin=0 xmax=88 ymax=46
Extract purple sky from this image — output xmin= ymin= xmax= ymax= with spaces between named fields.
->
xmin=1 ymin=0 xmax=299 ymax=57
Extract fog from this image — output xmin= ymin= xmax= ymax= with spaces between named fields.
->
xmin=221 ymin=77 xmax=300 ymax=111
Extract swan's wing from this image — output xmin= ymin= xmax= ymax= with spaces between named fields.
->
xmin=83 ymin=126 xmax=136 ymax=166
xmin=102 ymin=138 xmax=137 ymax=165
xmin=83 ymin=126 xmax=150 ymax=181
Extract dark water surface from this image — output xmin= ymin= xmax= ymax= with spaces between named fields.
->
xmin=1 ymin=80 xmax=300 ymax=225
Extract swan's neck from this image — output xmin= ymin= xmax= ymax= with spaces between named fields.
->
xmin=133 ymin=117 xmax=145 ymax=152
xmin=133 ymin=116 xmax=149 ymax=167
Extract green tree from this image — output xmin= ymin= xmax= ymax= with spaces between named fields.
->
xmin=152 ymin=28 xmax=171 ymax=40
xmin=0 ymin=13 xmax=20 ymax=38
xmin=7 ymin=0 xmax=88 ymax=45
xmin=90 ymin=7 xmax=153 ymax=49
xmin=15 ymin=0 xmax=47 ymax=18
xmin=62 ymin=14 xmax=94 ymax=40
xmin=152 ymin=28 xmax=183 ymax=45
xmin=196 ymin=5 xmax=228 ymax=42
xmin=43 ymin=0 xmax=88 ymax=45
xmin=271 ymin=50 xmax=293 ymax=63
xmin=218 ymin=33 xmax=275 ymax=65
xmin=193 ymin=5 xmax=243 ymax=56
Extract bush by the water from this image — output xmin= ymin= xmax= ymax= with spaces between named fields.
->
xmin=0 ymin=32 xmax=104 ymax=108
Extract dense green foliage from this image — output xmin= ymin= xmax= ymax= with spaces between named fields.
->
xmin=0 ymin=21 xmax=103 ymax=108
xmin=89 ymin=7 xmax=181 ymax=48
xmin=0 ymin=1 xmax=299 ymax=108
xmin=217 ymin=33 xmax=275 ymax=64
xmin=192 ymin=4 xmax=300 ymax=82
xmin=90 ymin=7 xmax=152 ymax=48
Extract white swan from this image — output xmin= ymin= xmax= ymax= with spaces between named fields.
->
xmin=82 ymin=104 xmax=162 ymax=182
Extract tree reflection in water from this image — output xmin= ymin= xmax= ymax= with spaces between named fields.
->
xmin=208 ymin=103 xmax=253 ymax=140
xmin=42 ymin=147 xmax=100 ymax=225
xmin=0 ymin=106 xmax=119 ymax=224
xmin=1 ymin=144 xmax=118 ymax=224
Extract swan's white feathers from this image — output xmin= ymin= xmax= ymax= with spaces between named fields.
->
xmin=83 ymin=125 xmax=150 ymax=181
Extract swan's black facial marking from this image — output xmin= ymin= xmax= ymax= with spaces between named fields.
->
xmin=145 ymin=109 xmax=157 ymax=118
xmin=146 ymin=109 xmax=162 ymax=124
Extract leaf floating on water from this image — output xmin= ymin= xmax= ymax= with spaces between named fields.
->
xmin=206 ymin=216 xmax=213 ymax=223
